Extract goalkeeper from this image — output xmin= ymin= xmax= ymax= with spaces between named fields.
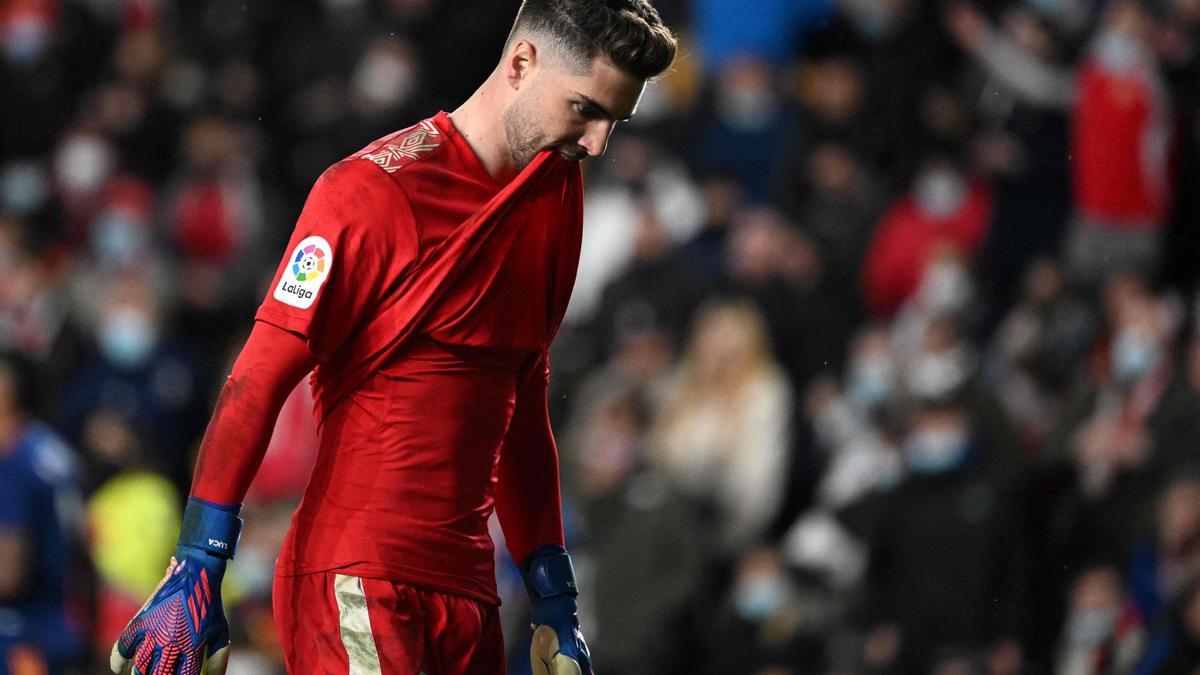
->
xmin=110 ymin=1 xmax=676 ymax=673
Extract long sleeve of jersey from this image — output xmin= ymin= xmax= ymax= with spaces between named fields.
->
xmin=494 ymin=351 xmax=566 ymax=566
xmin=192 ymin=156 xmax=416 ymax=506
xmin=189 ymin=321 xmax=316 ymax=505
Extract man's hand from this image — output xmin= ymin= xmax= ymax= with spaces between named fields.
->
xmin=521 ymin=546 xmax=593 ymax=675
xmin=110 ymin=498 xmax=242 ymax=675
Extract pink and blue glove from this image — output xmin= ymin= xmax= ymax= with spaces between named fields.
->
xmin=110 ymin=497 xmax=242 ymax=675
xmin=522 ymin=545 xmax=593 ymax=675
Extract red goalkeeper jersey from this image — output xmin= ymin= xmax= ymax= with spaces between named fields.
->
xmin=255 ymin=112 xmax=583 ymax=604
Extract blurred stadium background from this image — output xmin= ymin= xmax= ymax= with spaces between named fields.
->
xmin=2 ymin=0 xmax=1200 ymax=672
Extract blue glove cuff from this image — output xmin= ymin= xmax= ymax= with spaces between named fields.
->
xmin=520 ymin=545 xmax=578 ymax=599
xmin=178 ymin=497 xmax=243 ymax=560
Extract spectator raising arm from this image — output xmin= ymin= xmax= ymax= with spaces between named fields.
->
xmin=945 ymin=2 xmax=1075 ymax=110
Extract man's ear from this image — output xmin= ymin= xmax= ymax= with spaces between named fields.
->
xmin=504 ymin=38 xmax=539 ymax=90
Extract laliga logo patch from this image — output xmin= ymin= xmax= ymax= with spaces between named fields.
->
xmin=274 ymin=235 xmax=332 ymax=309
xmin=292 ymin=243 xmax=327 ymax=282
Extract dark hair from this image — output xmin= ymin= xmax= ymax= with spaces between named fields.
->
xmin=507 ymin=0 xmax=677 ymax=80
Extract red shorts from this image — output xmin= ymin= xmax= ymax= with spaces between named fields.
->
xmin=273 ymin=572 xmax=506 ymax=675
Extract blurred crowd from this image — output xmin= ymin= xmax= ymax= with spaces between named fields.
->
xmin=2 ymin=0 xmax=1200 ymax=673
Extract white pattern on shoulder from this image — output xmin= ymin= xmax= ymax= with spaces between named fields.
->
xmin=360 ymin=119 xmax=442 ymax=174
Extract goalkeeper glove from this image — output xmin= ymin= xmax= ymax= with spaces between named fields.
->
xmin=110 ymin=497 xmax=242 ymax=675
xmin=522 ymin=545 xmax=593 ymax=675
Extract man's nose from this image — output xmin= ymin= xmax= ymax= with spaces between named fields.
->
xmin=578 ymin=120 xmax=615 ymax=157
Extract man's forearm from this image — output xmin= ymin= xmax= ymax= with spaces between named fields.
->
xmin=495 ymin=355 xmax=565 ymax=566
xmin=496 ymin=432 xmax=565 ymax=566
xmin=190 ymin=321 xmax=315 ymax=505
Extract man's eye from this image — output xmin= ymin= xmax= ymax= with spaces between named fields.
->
xmin=572 ymin=102 xmax=586 ymax=117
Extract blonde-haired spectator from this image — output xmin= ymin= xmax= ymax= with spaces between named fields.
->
xmin=651 ymin=299 xmax=793 ymax=553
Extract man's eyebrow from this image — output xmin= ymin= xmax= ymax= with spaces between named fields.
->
xmin=573 ymin=92 xmax=631 ymax=122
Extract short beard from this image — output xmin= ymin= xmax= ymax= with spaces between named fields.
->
xmin=503 ymin=95 xmax=545 ymax=170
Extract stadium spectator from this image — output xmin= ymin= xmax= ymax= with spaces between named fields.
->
xmin=650 ymin=299 xmax=793 ymax=555
xmin=945 ymin=3 xmax=1074 ymax=308
xmin=824 ymin=0 xmax=958 ymax=185
xmin=573 ymin=387 xmax=703 ymax=675
xmin=1048 ymin=279 xmax=1191 ymax=552
xmin=569 ymin=134 xmax=705 ymax=324
xmin=560 ymin=320 xmax=676 ymax=483
xmin=84 ymin=177 xmax=156 ymax=274
xmin=1065 ymin=0 xmax=1172 ymax=288
xmin=725 ymin=207 xmax=854 ymax=390
xmin=1054 ymin=562 xmax=1146 ymax=675
xmin=0 ymin=215 xmax=74 ymax=369
xmin=702 ymin=546 xmax=831 ymax=673
xmin=862 ymin=397 xmax=1029 ymax=673
xmin=0 ymin=351 xmax=86 ymax=674
xmin=801 ymin=328 xmax=904 ymax=515
xmin=987 ymin=257 xmax=1097 ymax=458
xmin=945 ymin=0 xmax=1172 ymax=290
xmin=783 ymin=141 xmax=886 ymax=289
xmin=687 ymin=54 xmax=793 ymax=200
xmin=588 ymin=198 xmax=713 ymax=359
xmin=59 ymin=274 xmax=209 ymax=490
xmin=861 ymin=155 xmax=993 ymax=317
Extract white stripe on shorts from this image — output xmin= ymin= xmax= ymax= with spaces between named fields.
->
xmin=333 ymin=574 xmax=383 ymax=675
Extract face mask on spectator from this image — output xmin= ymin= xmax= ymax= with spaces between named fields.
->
xmin=914 ymin=169 xmax=966 ymax=219
xmin=1094 ymin=29 xmax=1144 ymax=71
xmin=902 ymin=425 xmax=968 ymax=474
xmin=55 ymin=133 xmax=114 ymax=197
xmin=0 ymin=162 xmax=49 ymax=215
xmin=906 ymin=348 xmax=972 ymax=401
xmin=733 ymin=573 xmax=790 ymax=620
xmin=715 ymin=80 xmax=778 ymax=133
xmin=919 ymin=259 xmax=972 ymax=314
xmin=847 ymin=358 xmax=894 ymax=411
xmin=1063 ymin=606 xmax=1118 ymax=646
xmin=1110 ymin=329 xmax=1161 ymax=386
xmin=92 ymin=211 xmax=148 ymax=266
xmin=98 ymin=308 xmax=158 ymax=369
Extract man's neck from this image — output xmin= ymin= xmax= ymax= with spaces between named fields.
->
xmin=449 ymin=70 xmax=519 ymax=184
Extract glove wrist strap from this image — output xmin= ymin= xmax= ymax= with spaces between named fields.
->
xmin=178 ymin=497 xmax=243 ymax=560
xmin=521 ymin=545 xmax=578 ymax=599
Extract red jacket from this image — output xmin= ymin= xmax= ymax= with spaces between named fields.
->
xmin=1071 ymin=55 xmax=1170 ymax=227
xmin=861 ymin=181 xmax=992 ymax=317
